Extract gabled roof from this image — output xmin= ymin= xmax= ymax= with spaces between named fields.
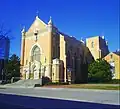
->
xmin=27 ymin=16 xmax=47 ymax=33
xmin=104 ymin=52 xmax=120 ymax=58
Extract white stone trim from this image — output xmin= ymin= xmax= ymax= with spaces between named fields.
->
xmin=29 ymin=43 xmax=43 ymax=57
xmin=36 ymin=16 xmax=47 ymax=27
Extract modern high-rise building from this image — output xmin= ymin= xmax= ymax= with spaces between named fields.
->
xmin=0 ymin=36 xmax=10 ymax=59
xmin=0 ymin=35 xmax=10 ymax=80
xmin=86 ymin=36 xmax=109 ymax=60
xmin=20 ymin=15 xmax=93 ymax=83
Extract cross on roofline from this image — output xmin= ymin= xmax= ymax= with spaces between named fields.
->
xmin=36 ymin=11 xmax=39 ymax=18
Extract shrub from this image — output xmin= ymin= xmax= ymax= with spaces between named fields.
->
xmin=107 ymin=79 xmax=120 ymax=84
xmin=44 ymin=82 xmax=69 ymax=86
xmin=88 ymin=59 xmax=112 ymax=83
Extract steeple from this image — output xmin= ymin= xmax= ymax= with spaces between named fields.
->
xmin=48 ymin=16 xmax=53 ymax=25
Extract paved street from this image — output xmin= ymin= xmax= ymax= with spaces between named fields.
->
xmin=0 ymin=87 xmax=119 ymax=106
xmin=0 ymin=93 xmax=119 ymax=109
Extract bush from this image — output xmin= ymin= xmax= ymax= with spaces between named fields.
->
xmin=107 ymin=79 xmax=120 ymax=84
xmin=42 ymin=76 xmax=51 ymax=85
xmin=88 ymin=59 xmax=112 ymax=83
xmin=34 ymin=84 xmax=42 ymax=87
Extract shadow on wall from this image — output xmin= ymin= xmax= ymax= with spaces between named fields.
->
xmin=75 ymin=47 xmax=94 ymax=84
xmin=59 ymin=60 xmax=65 ymax=83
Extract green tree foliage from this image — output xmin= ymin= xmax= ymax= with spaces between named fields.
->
xmin=88 ymin=59 xmax=112 ymax=83
xmin=5 ymin=54 xmax=20 ymax=80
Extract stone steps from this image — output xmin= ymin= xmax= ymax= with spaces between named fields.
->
xmin=5 ymin=79 xmax=42 ymax=88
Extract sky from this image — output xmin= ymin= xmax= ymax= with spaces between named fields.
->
xmin=0 ymin=0 xmax=119 ymax=57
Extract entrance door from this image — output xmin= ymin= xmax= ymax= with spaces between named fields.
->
xmin=25 ymin=68 xmax=29 ymax=79
xmin=34 ymin=70 xmax=39 ymax=79
xmin=26 ymin=72 xmax=29 ymax=79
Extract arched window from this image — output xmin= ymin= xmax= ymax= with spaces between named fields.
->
xmin=31 ymin=46 xmax=40 ymax=62
xmin=91 ymin=41 xmax=94 ymax=48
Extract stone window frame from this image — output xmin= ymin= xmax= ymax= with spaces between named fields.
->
xmin=31 ymin=45 xmax=41 ymax=62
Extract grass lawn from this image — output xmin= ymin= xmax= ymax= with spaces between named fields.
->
xmin=44 ymin=84 xmax=120 ymax=90
xmin=67 ymin=84 xmax=120 ymax=90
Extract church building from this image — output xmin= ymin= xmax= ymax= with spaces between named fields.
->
xmin=20 ymin=15 xmax=93 ymax=83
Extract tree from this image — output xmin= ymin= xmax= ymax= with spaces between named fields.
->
xmin=5 ymin=54 xmax=20 ymax=81
xmin=88 ymin=59 xmax=112 ymax=83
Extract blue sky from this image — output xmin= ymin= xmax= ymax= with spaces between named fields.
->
xmin=0 ymin=0 xmax=119 ymax=57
